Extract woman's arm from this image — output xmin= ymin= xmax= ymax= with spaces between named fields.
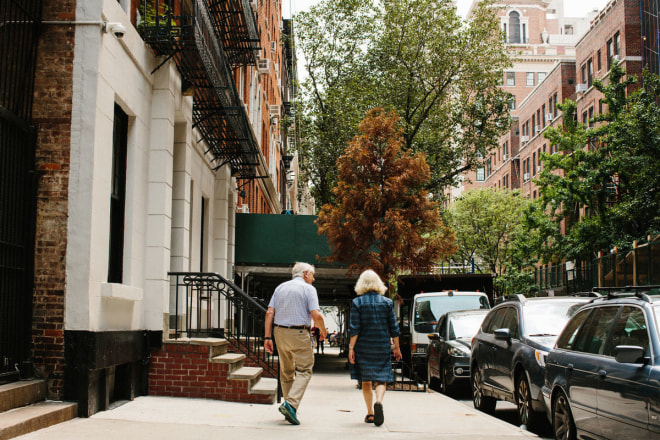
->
xmin=348 ymin=335 xmax=358 ymax=364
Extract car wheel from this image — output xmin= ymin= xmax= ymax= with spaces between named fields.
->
xmin=553 ymin=391 xmax=576 ymax=440
xmin=427 ymin=359 xmax=439 ymax=390
xmin=441 ymin=365 xmax=452 ymax=396
xmin=471 ymin=367 xmax=496 ymax=414
xmin=516 ymin=374 xmax=538 ymax=429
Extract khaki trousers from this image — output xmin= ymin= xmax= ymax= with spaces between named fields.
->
xmin=274 ymin=326 xmax=315 ymax=409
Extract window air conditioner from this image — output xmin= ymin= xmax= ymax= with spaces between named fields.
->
xmin=271 ymin=41 xmax=277 ymax=52
xmin=535 ymin=125 xmax=541 ymax=133
xmin=257 ymin=58 xmax=270 ymax=73
xmin=524 ymin=173 xmax=530 ymax=181
xmin=269 ymin=105 xmax=281 ymax=118
xmin=240 ymin=204 xmax=250 ymax=213
xmin=545 ymin=113 xmax=554 ymax=122
xmin=613 ymin=54 xmax=621 ymax=63
xmin=503 ymin=154 xmax=508 ymax=161
xmin=575 ymin=83 xmax=587 ymax=93
xmin=521 ymin=135 xmax=529 ymax=142
xmin=537 ymin=165 xmax=542 ymax=172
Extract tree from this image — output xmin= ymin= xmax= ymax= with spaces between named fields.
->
xmin=444 ymin=188 xmax=532 ymax=275
xmin=296 ymin=0 xmax=511 ymax=207
xmin=535 ymin=65 xmax=660 ymax=261
xmin=316 ymin=108 xmax=456 ymax=285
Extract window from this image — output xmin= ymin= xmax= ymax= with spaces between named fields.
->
xmin=614 ymin=32 xmax=620 ymax=57
xmin=526 ymin=72 xmax=535 ymax=86
xmin=509 ymin=11 xmax=521 ymax=43
xmin=109 ymin=104 xmax=128 ymax=283
xmin=509 ymin=98 xmax=516 ymax=110
xmin=532 ymin=152 xmax=536 ymax=175
xmin=500 ymin=308 xmax=520 ymax=339
xmin=588 ymin=107 xmax=594 ymax=127
xmin=553 ymin=93 xmax=558 ymax=117
xmin=506 ymin=72 xmax=516 ymax=86
xmin=542 ymin=104 xmax=546 ymax=127
xmin=607 ymin=39 xmax=614 ymax=69
xmin=581 ymin=64 xmax=587 ymax=84
xmin=587 ymin=59 xmax=593 ymax=87
xmin=597 ymin=49 xmax=602 ymax=71
xmin=556 ymin=309 xmax=592 ymax=350
xmin=605 ymin=306 xmax=649 ymax=357
xmin=538 ymin=72 xmax=546 ymax=82
xmin=476 ymin=167 xmax=485 ymax=181
xmin=573 ymin=307 xmax=620 ymax=354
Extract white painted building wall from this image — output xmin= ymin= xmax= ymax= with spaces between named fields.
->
xmin=65 ymin=0 xmax=238 ymax=336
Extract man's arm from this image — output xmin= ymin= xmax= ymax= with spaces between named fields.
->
xmin=264 ymin=307 xmax=275 ymax=354
xmin=310 ymin=309 xmax=326 ymax=339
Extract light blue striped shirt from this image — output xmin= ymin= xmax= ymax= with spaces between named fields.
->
xmin=268 ymin=276 xmax=320 ymax=327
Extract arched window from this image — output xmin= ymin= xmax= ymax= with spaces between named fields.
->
xmin=508 ymin=11 xmax=521 ymax=43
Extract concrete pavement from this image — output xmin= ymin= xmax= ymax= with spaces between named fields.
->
xmin=14 ymin=347 xmax=540 ymax=439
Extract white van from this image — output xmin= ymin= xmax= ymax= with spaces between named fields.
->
xmin=409 ymin=291 xmax=490 ymax=374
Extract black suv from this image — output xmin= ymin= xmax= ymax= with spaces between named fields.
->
xmin=542 ymin=288 xmax=660 ymax=440
xmin=470 ymin=294 xmax=592 ymax=429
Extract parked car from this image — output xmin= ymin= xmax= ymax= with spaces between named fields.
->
xmin=470 ymin=294 xmax=593 ymax=429
xmin=426 ymin=309 xmax=489 ymax=395
xmin=408 ymin=291 xmax=491 ymax=377
xmin=542 ymin=289 xmax=660 ymax=440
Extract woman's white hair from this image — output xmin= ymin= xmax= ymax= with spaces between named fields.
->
xmin=292 ymin=262 xmax=315 ymax=279
xmin=354 ymin=269 xmax=387 ymax=296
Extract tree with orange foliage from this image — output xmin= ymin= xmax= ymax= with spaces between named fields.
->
xmin=316 ymin=108 xmax=456 ymax=286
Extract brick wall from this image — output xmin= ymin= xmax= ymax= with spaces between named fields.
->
xmin=149 ymin=343 xmax=274 ymax=404
xmin=30 ymin=0 xmax=75 ymax=399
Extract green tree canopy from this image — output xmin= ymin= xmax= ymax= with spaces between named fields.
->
xmin=316 ymin=108 xmax=456 ymax=285
xmin=535 ymin=65 xmax=660 ymax=261
xmin=295 ymin=0 xmax=511 ymax=207
xmin=445 ymin=188 xmax=533 ymax=275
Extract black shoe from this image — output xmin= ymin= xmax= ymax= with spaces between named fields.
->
xmin=374 ymin=402 xmax=384 ymax=426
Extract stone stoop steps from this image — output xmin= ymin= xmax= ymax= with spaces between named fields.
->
xmin=149 ymin=338 xmax=278 ymax=405
xmin=0 ymin=380 xmax=77 ymax=440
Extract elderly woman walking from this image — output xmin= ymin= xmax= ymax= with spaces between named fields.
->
xmin=348 ymin=269 xmax=402 ymax=426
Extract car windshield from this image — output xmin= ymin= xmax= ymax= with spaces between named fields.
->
xmin=523 ymin=300 xmax=586 ymax=337
xmin=414 ymin=295 xmax=490 ymax=333
xmin=654 ymin=305 xmax=660 ymax=337
xmin=449 ymin=314 xmax=487 ymax=339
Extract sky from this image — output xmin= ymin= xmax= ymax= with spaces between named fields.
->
xmin=284 ymin=0 xmax=611 ymax=19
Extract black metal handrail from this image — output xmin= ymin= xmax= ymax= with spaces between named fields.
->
xmin=168 ymin=272 xmax=279 ymax=390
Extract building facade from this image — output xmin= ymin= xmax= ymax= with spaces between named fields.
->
xmin=0 ymin=0 xmax=298 ymax=416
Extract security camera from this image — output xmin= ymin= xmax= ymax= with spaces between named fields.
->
xmin=105 ymin=22 xmax=126 ymax=39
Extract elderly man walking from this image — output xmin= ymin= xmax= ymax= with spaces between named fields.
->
xmin=264 ymin=262 xmax=326 ymax=425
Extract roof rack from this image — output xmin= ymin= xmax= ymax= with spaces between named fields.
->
xmin=504 ymin=294 xmax=526 ymax=303
xmin=591 ymin=286 xmax=660 ymax=303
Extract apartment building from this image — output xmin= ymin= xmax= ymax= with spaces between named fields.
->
xmin=457 ymin=0 xmax=595 ymax=197
xmin=0 ymin=0 xmax=297 ymax=416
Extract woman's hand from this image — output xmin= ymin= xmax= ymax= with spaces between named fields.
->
xmin=349 ymin=347 xmax=356 ymax=364
xmin=392 ymin=346 xmax=402 ymax=361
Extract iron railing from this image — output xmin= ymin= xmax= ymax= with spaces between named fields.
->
xmin=0 ymin=0 xmax=42 ymax=381
xmin=390 ymin=359 xmax=427 ymax=392
xmin=169 ymin=272 xmax=279 ymax=392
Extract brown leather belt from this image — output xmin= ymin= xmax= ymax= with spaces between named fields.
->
xmin=275 ymin=324 xmax=310 ymax=330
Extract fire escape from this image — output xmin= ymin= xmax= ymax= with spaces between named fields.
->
xmin=139 ymin=0 xmax=264 ymax=179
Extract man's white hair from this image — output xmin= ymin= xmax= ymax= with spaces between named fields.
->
xmin=292 ymin=262 xmax=315 ymax=279
xmin=354 ymin=269 xmax=387 ymax=296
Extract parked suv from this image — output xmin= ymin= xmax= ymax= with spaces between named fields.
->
xmin=542 ymin=288 xmax=660 ymax=440
xmin=470 ymin=294 xmax=593 ymax=429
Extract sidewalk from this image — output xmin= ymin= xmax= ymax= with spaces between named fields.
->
xmin=15 ymin=347 xmax=539 ymax=440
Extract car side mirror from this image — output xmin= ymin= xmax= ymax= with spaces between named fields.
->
xmin=494 ymin=328 xmax=511 ymax=341
xmin=614 ymin=345 xmax=647 ymax=364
